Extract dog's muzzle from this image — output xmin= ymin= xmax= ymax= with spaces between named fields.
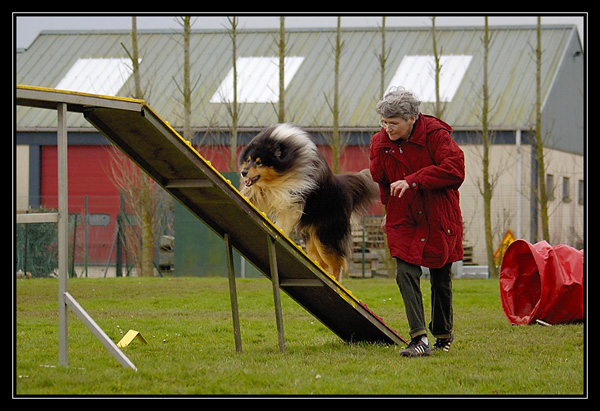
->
xmin=244 ymin=175 xmax=260 ymax=187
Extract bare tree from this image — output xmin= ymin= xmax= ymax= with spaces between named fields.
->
xmin=376 ymin=16 xmax=395 ymax=278
xmin=324 ymin=17 xmax=345 ymax=173
xmin=125 ymin=17 xmax=154 ymax=277
xmin=378 ymin=16 xmax=389 ymax=98
xmin=431 ymin=17 xmax=446 ymax=118
xmin=175 ymin=16 xmax=194 ymax=141
xmin=130 ymin=17 xmax=142 ymax=99
xmin=173 ymin=16 xmax=204 ymax=141
xmin=480 ymin=17 xmax=498 ymax=278
xmin=226 ymin=17 xmax=240 ymax=172
xmin=106 ymin=147 xmax=169 ymax=277
xmin=534 ymin=16 xmax=551 ymax=242
xmin=278 ymin=17 xmax=286 ymax=123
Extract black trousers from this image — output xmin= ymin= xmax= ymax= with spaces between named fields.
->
xmin=395 ymin=258 xmax=453 ymax=339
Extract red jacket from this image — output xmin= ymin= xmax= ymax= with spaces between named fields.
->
xmin=369 ymin=114 xmax=465 ymax=268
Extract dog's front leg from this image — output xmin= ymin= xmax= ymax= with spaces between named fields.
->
xmin=273 ymin=208 xmax=302 ymax=238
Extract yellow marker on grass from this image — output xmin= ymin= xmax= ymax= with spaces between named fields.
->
xmin=117 ymin=330 xmax=148 ymax=348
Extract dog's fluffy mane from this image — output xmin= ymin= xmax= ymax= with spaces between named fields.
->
xmin=260 ymin=123 xmax=326 ymax=196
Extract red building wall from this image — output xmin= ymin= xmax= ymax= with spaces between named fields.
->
xmin=39 ymin=143 xmax=380 ymax=264
xmin=41 ymin=145 xmax=122 ymax=264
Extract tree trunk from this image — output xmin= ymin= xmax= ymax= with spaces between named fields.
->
xmin=140 ymin=179 xmax=154 ymax=276
xmin=331 ymin=17 xmax=343 ymax=173
xmin=535 ymin=17 xmax=551 ymax=242
xmin=278 ymin=17 xmax=286 ymax=123
xmin=183 ymin=16 xmax=192 ymax=141
xmin=481 ymin=18 xmax=498 ymax=278
xmin=131 ymin=17 xmax=153 ymax=277
xmin=228 ymin=17 xmax=239 ymax=172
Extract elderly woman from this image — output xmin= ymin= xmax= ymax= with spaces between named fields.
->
xmin=369 ymin=87 xmax=465 ymax=357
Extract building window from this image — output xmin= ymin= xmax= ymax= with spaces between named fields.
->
xmin=546 ymin=174 xmax=554 ymax=200
xmin=562 ymin=176 xmax=571 ymax=202
xmin=386 ymin=55 xmax=472 ymax=102
xmin=56 ymin=58 xmax=138 ymax=96
xmin=210 ymin=56 xmax=304 ymax=103
xmin=578 ymin=179 xmax=585 ymax=205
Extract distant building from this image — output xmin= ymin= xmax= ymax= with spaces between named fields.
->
xmin=16 ymin=25 xmax=584 ymax=266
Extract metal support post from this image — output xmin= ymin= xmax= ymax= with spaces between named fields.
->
xmin=267 ymin=237 xmax=285 ymax=353
xmin=64 ymin=293 xmax=137 ymax=370
xmin=55 ymin=102 xmax=136 ymax=370
xmin=224 ymin=234 xmax=242 ymax=353
xmin=57 ymin=103 xmax=69 ymax=367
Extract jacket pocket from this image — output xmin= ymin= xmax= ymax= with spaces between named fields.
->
xmin=422 ymin=220 xmax=457 ymax=268
xmin=441 ymin=220 xmax=457 ymax=238
xmin=440 ymin=220 xmax=458 ymax=260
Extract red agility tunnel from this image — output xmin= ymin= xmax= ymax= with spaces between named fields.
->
xmin=499 ymin=240 xmax=584 ymax=325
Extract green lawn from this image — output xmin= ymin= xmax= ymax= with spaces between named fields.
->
xmin=15 ymin=276 xmax=585 ymax=396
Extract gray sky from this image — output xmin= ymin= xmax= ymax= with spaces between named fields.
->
xmin=15 ymin=13 xmax=585 ymax=50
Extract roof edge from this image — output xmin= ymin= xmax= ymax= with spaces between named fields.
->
xmin=36 ymin=23 xmax=578 ymax=37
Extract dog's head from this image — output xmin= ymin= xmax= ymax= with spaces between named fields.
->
xmin=239 ymin=124 xmax=320 ymax=188
xmin=239 ymin=126 xmax=290 ymax=188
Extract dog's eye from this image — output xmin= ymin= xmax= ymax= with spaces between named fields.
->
xmin=255 ymin=159 xmax=262 ymax=167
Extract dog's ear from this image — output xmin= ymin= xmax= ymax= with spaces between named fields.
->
xmin=238 ymin=144 xmax=250 ymax=165
xmin=273 ymin=144 xmax=283 ymax=159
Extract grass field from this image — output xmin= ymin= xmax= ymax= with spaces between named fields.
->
xmin=15 ymin=276 xmax=585 ymax=396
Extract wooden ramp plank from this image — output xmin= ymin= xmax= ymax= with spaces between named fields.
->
xmin=16 ymin=85 xmax=407 ymax=346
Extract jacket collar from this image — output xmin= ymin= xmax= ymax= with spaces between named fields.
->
xmin=407 ymin=114 xmax=427 ymax=146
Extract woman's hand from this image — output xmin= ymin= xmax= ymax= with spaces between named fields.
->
xmin=390 ymin=180 xmax=410 ymax=198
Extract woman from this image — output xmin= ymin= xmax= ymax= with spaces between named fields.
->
xmin=369 ymin=87 xmax=465 ymax=357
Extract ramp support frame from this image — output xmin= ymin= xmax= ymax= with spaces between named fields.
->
xmin=224 ymin=234 xmax=242 ymax=353
xmin=16 ymin=85 xmax=407 ymax=368
xmin=17 ymin=100 xmax=137 ymax=371
xmin=268 ymin=236 xmax=286 ymax=353
xmin=225 ymin=233 xmax=286 ymax=353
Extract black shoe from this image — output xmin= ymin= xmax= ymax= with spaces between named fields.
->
xmin=400 ymin=335 xmax=431 ymax=357
xmin=433 ymin=334 xmax=454 ymax=352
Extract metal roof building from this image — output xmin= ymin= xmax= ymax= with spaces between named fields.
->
xmin=17 ymin=24 xmax=584 ymax=153
xmin=15 ymin=25 xmax=585 ymax=268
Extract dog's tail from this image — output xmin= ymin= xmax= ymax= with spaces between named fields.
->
xmin=337 ymin=169 xmax=379 ymax=217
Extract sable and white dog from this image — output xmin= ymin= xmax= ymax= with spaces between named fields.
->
xmin=239 ymin=123 xmax=377 ymax=282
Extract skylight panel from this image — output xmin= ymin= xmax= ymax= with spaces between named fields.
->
xmin=387 ymin=55 xmax=472 ymax=102
xmin=55 ymin=58 xmax=136 ymax=96
xmin=211 ymin=57 xmax=304 ymax=103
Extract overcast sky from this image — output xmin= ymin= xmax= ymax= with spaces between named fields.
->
xmin=14 ymin=13 xmax=585 ymax=50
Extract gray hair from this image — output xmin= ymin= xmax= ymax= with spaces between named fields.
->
xmin=376 ymin=87 xmax=421 ymax=120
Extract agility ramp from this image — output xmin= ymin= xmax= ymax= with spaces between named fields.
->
xmin=17 ymin=85 xmax=407 ymax=361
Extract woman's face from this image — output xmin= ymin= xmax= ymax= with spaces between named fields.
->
xmin=380 ymin=116 xmax=416 ymax=141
